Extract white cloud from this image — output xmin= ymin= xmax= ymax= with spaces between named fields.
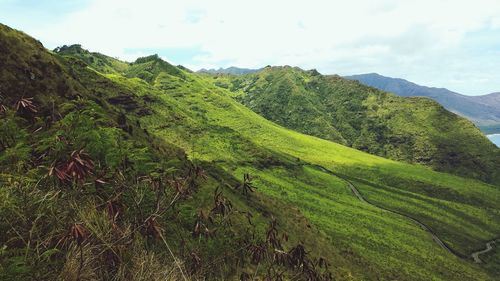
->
xmin=26 ymin=0 xmax=500 ymax=95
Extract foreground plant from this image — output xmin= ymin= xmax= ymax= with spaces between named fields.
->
xmin=49 ymin=149 xmax=94 ymax=183
xmin=15 ymin=97 xmax=38 ymax=113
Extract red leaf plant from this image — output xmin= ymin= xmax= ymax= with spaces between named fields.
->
xmin=69 ymin=223 xmax=89 ymax=246
xmin=49 ymin=149 xmax=94 ymax=183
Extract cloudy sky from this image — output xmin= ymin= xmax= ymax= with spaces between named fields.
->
xmin=1 ymin=0 xmax=500 ymax=95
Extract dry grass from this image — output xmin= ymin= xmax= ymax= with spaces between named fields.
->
xmin=59 ymin=244 xmax=98 ymax=281
xmin=125 ymin=250 xmax=186 ymax=281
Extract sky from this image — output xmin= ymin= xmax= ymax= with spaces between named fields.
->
xmin=1 ymin=0 xmax=500 ymax=95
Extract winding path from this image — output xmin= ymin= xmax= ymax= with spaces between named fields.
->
xmin=344 ymin=179 xmax=456 ymax=255
xmin=471 ymin=240 xmax=498 ymax=263
xmin=213 ymin=159 xmax=497 ymax=263
xmin=311 ymin=164 xmax=498 ymax=263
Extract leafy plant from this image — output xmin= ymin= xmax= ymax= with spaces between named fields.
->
xmin=49 ymin=149 xmax=94 ymax=183
xmin=234 ymin=173 xmax=256 ymax=195
xmin=15 ymin=97 xmax=37 ymax=113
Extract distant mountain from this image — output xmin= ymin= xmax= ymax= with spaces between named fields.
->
xmin=473 ymin=92 xmax=500 ymax=111
xmin=198 ymin=66 xmax=260 ymax=75
xmin=345 ymin=73 xmax=500 ymax=133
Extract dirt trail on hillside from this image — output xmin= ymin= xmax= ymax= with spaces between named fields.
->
xmin=343 ymin=180 xmax=455 ymax=255
xmin=311 ymin=164 xmax=497 ymax=263
xmin=471 ymin=240 xmax=498 ymax=263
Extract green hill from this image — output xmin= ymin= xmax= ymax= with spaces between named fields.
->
xmin=206 ymin=67 xmax=500 ymax=184
xmin=0 ymin=25 xmax=339 ymax=281
xmin=1 ymin=24 xmax=500 ymax=280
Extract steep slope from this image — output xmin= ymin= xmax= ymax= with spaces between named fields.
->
xmin=346 ymin=73 xmax=500 ymax=133
xmin=207 ymin=67 xmax=500 ymax=184
xmin=0 ymin=24 xmax=342 ymax=281
xmin=103 ymin=56 xmax=500 ymax=279
xmin=2 ymin=24 xmax=500 ymax=280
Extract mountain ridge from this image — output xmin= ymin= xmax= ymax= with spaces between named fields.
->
xmin=208 ymin=67 xmax=500 ymax=184
xmin=198 ymin=66 xmax=261 ymax=75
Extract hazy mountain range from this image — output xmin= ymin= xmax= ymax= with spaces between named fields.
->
xmin=198 ymin=66 xmax=260 ymax=75
xmin=345 ymin=73 xmax=500 ymax=134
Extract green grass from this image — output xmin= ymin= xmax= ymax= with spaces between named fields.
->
xmin=0 ymin=24 xmax=344 ymax=280
xmin=207 ymin=68 xmax=500 ymax=184
xmin=351 ymin=180 xmax=499 ymax=254
xmin=229 ymin=165 xmax=492 ymax=280
xmin=102 ymin=61 xmax=500 ymax=279
xmin=3 ymin=22 xmax=500 ymax=280
xmin=55 ymin=44 xmax=130 ymax=75
xmin=482 ymin=244 xmax=500 ymax=273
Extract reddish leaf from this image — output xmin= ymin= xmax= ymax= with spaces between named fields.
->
xmin=69 ymin=223 xmax=89 ymax=245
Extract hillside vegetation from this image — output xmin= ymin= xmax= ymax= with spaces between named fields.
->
xmin=206 ymin=67 xmax=500 ymax=184
xmin=0 ymin=25 xmax=338 ymax=281
xmin=1 ymin=24 xmax=500 ymax=280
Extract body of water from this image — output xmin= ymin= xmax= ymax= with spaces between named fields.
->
xmin=487 ymin=134 xmax=500 ymax=147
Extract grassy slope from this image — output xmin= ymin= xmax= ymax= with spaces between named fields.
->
xmin=82 ymin=56 xmax=500 ymax=279
xmin=34 ymin=29 xmax=500 ymax=280
xmin=54 ymin=44 xmax=129 ymax=74
xmin=0 ymin=24 xmax=347 ymax=280
xmin=207 ymin=67 xmax=500 ymax=184
xmin=145 ymin=70 xmax=500 ymax=249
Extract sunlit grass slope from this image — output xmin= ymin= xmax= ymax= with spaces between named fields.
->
xmin=1 ymin=24 xmax=353 ymax=280
xmin=205 ymin=67 xmax=500 ymax=184
xmin=78 ymin=54 xmax=500 ymax=279
xmin=145 ymin=69 xmax=500 ymax=248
